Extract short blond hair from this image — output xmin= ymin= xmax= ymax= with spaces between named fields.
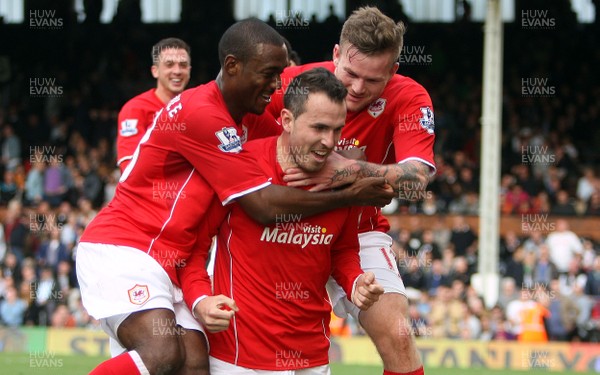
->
xmin=340 ymin=6 xmax=406 ymax=61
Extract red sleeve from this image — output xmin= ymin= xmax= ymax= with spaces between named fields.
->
xmin=170 ymin=98 xmax=272 ymax=205
xmin=393 ymin=87 xmax=436 ymax=172
xmin=178 ymin=196 xmax=230 ymax=310
xmin=117 ymin=104 xmax=150 ymax=171
xmin=330 ymin=207 xmax=363 ymax=299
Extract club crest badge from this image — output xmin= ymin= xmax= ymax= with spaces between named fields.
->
xmin=128 ymin=284 xmax=150 ymax=305
xmin=216 ymin=127 xmax=242 ymax=153
xmin=368 ymin=98 xmax=387 ymax=118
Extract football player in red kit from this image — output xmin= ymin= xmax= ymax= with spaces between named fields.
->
xmin=267 ymin=7 xmax=435 ymax=375
xmin=206 ymin=68 xmax=384 ymax=374
xmin=116 ymin=38 xmax=191 ymax=172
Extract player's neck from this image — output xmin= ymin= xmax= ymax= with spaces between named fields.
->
xmin=216 ymin=73 xmax=244 ymax=124
xmin=276 ymin=134 xmax=297 ymax=171
xmin=154 ymin=86 xmax=175 ymax=105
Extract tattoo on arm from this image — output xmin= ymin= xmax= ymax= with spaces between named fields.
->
xmin=353 ymin=161 xmax=430 ymax=193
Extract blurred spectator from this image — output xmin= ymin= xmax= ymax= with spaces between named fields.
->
xmin=449 ymin=257 xmax=470 ymax=287
xmin=532 ymin=245 xmax=559 ymax=287
xmin=449 ymin=215 xmax=477 ymax=257
xmin=558 ymin=259 xmax=587 ymax=296
xmin=50 ymin=304 xmax=76 ymax=328
xmin=576 ymin=167 xmax=598 ymax=203
xmin=581 ymin=239 xmax=598 ymax=272
xmin=504 ymin=247 xmax=525 ymax=287
xmin=33 ymin=266 xmax=59 ymax=326
xmin=458 ymin=303 xmax=481 ymax=340
xmin=507 ymin=288 xmax=550 ymax=342
xmin=416 ymin=229 xmax=442 ymax=261
xmin=24 ymin=162 xmax=45 ymax=206
xmin=546 ymin=219 xmax=583 ymax=274
xmin=522 ymin=230 xmax=545 ymax=254
xmin=0 ymin=285 xmax=27 ymax=326
xmin=499 ymin=230 xmax=521 ymax=262
xmin=0 ymin=170 xmax=19 ymax=205
xmin=550 ymin=190 xmax=577 ymax=216
xmin=36 ymin=226 xmax=70 ymax=272
xmin=584 ymin=257 xmax=600 ymax=296
xmin=429 ymin=285 xmax=464 ymax=338
xmin=1 ymin=124 xmax=21 ymax=171
xmin=4 ymin=200 xmax=30 ymax=262
xmin=497 ymin=277 xmax=519 ymax=310
xmin=547 ymin=279 xmax=579 ymax=341
xmin=586 ymin=192 xmax=600 ymax=215
xmin=43 ymin=159 xmax=70 ymax=207
xmin=423 ymin=259 xmax=450 ymax=296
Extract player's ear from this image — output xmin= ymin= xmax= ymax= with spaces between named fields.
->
xmin=390 ymin=61 xmax=399 ymax=76
xmin=223 ymin=55 xmax=240 ymax=77
xmin=332 ymin=44 xmax=341 ymax=67
xmin=280 ymin=109 xmax=294 ymax=132
xmin=151 ymin=64 xmax=159 ymax=79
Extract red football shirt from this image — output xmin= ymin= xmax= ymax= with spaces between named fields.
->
xmin=208 ymin=136 xmax=362 ymax=370
xmin=116 ymin=89 xmax=165 ymax=171
xmin=81 ymin=81 xmax=282 ymax=298
xmin=268 ymin=62 xmax=436 ymax=233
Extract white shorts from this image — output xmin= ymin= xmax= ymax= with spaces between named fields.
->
xmin=326 ymin=231 xmax=406 ymax=320
xmin=210 ymin=356 xmax=330 ymax=375
xmin=76 ymin=242 xmax=205 ymax=354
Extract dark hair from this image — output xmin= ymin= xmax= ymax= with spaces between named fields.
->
xmin=218 ymin=18 xmax=285 ymax=67
xmin=151 ymin=38 xmax=191 ymax=65
xmin=284 ymin=68 xmax=347 ymax=118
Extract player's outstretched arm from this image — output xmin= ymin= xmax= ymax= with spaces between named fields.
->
xmin=351 ymin=272 xmax=384 ymax=311
xmin=285 ymin=157 xmax=431 ymax=195
xmin=194 ymin=295 xmax=239 ymax=333
xmin=236 ymin=177 xmax=394 ymax=225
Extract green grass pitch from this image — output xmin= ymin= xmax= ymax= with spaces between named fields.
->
xmin=1 ymin=353 xmax=598 ymax=374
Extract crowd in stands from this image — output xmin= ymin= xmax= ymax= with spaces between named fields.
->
xmin=0 ymin=3 xmax=599 ymax=344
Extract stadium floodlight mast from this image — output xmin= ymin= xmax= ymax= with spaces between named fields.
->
xmin=476 ymin=0 xmax=503 ymax=309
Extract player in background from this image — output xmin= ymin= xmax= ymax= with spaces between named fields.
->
xmin=116 ymin=38 xmax=191 ymax=172
xmin=267 ymin=7 xmax=435 ymax=375
xmin=206 ymin=67 xmax=383 ymax=374
xmin=77 ymin=18 xmax=394 ymax=375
